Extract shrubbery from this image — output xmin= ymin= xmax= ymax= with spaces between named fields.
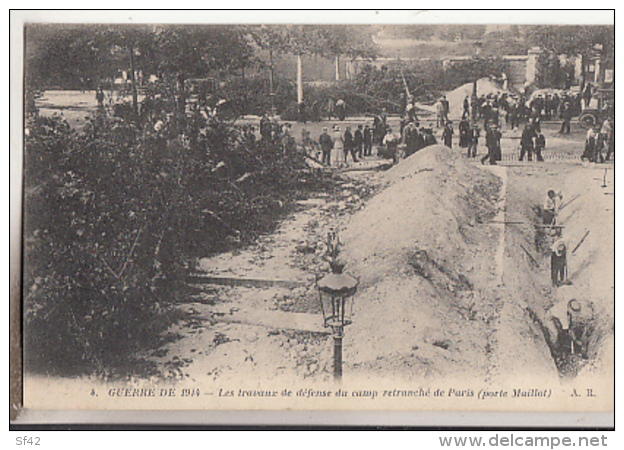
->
xmin=23 ymin=93 xmax=332 ymax=377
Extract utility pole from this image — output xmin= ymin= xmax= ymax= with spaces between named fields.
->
xmin=297 ymin=54 xmax=303 ymax=105
xmin=335 ymin=55 xmax=340 ymax=81
xmin=128 ymin=44 xmax=138 ymax=118
xmin=269 ymin=48 xmax=275 ymax=115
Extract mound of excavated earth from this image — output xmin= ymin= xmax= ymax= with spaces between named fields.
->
xmin=339 ymin=145 xmax=511 ymax=381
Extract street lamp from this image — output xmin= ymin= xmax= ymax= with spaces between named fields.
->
xmin=317 ymin=259 xmax=358 ymax=380
xmin=471 ymin=40 xmax=483 ymax=121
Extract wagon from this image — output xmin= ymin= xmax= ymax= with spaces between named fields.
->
xmin=578 ymin=88 xmax=614 ymax=129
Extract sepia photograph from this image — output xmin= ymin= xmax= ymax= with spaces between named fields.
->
xmin=10 ymin=10 xmax=615 ymax=427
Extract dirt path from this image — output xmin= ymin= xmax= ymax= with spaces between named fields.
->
xmin=147 ymin=171 xmax=384 ymax=383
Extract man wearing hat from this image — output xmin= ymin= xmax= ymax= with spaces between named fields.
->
xmin=363 ymin=124 xmax=373 ymax=156
xmin=567 ymin=299 xmax=594 ymax=357
xmin=354 ymin=124 xmax=364 ymax=159
xmin=543 ymin=189 xmax=563 ymax=225
xmin=519 ymin=123 xmax=536 ymax=161
xmin=343 ymin=126 xmax=357 ymax=163
xmin=535 ymin=128 xmax=546 ymax=162
xmin=481 ymin=124 xmax=501 ymax=165
xmin=319 ymin=127 xmax=333 ymax=166
xmin=442 ymin=121 xmax=454 ymax=148
xmin=468 ymin=123 xmax=480 ymax=158
xmin=551 ymin=238 xmax=568 ymax=287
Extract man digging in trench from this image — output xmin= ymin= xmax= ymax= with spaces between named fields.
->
xmin=543 ymin=189 xmax=563 ymax=226
xmin=550 ymin=239 xmax=568 ymax=287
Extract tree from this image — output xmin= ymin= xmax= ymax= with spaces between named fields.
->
xmin=311 ymin=25 xmax=378 ymax=81
xmin=525 ymin=25 xmax=614 ymax=85
xmin=25 ymin=24 xmax=112 ymax=90
xmin=247 ymin=25 xmax=378 ymax=107
xmin=25 ymin=24 xmax=258 ymax=115
xmin=525 ymin=25 xmax=614 ymax=59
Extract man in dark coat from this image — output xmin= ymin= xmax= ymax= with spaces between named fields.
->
xmin=403 ymin=123 xmax=418 ymax=157
xmin=468 ymin=124 xmax=480 ymax=158
xmin=260 ymin=115 xmax=272 ymax=142
xmin=423 ymin=128 xmax=437 ymax=147
xmin=459 ymin=117 xmax=470 ymax=148
xmin=96 ymin=87 xmax=105 ymax=108
xmin=319 ymin=127 xmax=333 ymax=166
xmin=442 ymin=121 xmax=454 ymax=148
xmin=535 ymin=130 xmax=546 ymax=162
xmin=481 ymin=125 xmax=501 ymax=165
xmin=363 ymin=125 xmax=373 ymax=156
xmin=559 ymin=102 xmax=572 ymax=135
xmin=343 ymin=126 xmax=357 ymax=162
xmin=373 ymin=114 xmax=387 ymax=146
xmin=354 ymin=125 xmax=364 ymax=158
xmin=582 ymin=83 xmax=592 ymax=109
xmin=520 ymin=124 xmax=536 ymax=161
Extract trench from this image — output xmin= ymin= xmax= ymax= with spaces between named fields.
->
xmin=497 ymin=165 xmax=612 ymax=381
xmin=158 ymin=153 xmax=611 ymax=385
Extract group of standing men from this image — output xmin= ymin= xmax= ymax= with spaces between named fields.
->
xmin=582 ymin=117 xmax=614 ymax=163
xmin=318 ymin=124 xmax=374 ymax=166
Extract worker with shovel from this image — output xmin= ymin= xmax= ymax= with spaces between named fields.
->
xmin=551 ymin=238 xmax=568 ymax=287
xmin=567 ymin=299 xmax=594 ymax=358
xmin=543 ymin=190 xmax=563 ymax=226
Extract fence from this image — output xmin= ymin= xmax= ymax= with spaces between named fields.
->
xmin=499 ymin=151 xmax=582 ymax=162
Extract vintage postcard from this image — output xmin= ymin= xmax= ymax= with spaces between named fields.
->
xmin=10 ymin=10 xmax=614 ymax=426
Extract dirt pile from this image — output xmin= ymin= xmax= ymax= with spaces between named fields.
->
xmin=339 ymin=145 xmax=504 ymax=380
xmin=343 ymin=145 xmax=500 ymax=283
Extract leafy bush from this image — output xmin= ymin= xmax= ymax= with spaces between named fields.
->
xmin=23 ymin=95 xmax=332 ymax=377
xmin=217 ymin=75 xmax=296 ymax=117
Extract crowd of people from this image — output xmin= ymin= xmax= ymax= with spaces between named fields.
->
xmin=304 ymin=84 xmax=615 ymax=169
xmin=85 ymin=78 xmax=613 ymax=171
xmin=311 ymin=104 xmax=441 ymax=167
xmin=465 ymin=90 xmax=584 ymax=131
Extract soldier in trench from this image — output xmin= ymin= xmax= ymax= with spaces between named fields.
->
xmin=542 ymin=190 xmax=563 ymax=226
xmin=545 ymin=297 xmax=595 ymax=359
xmin=550 ymin=239 xmax=568 ymax=287
xmin=567 ymin=299 xmax=594 ymax=358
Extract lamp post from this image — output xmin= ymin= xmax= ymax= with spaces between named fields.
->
xmin=317 ymin=259 xmax=358 ymax=380
xmin=471 ymin=40 xmax=483 ymax=122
